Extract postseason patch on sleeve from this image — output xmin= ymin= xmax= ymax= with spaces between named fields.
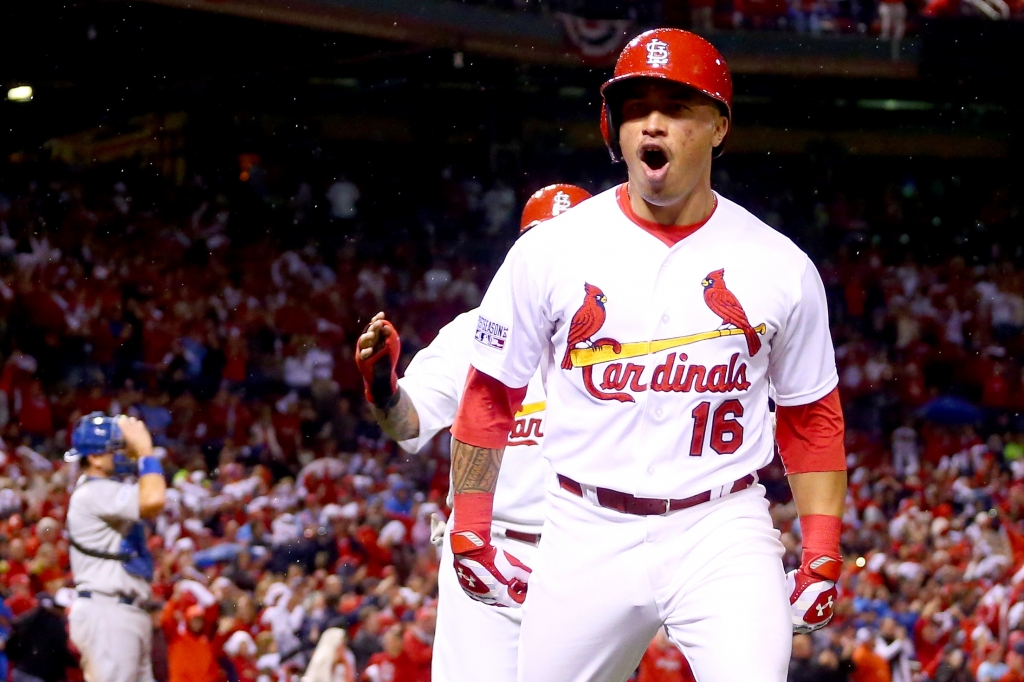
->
xmin=475 ymin=316 xmax=508 ymax=351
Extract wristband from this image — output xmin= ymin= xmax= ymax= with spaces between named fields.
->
xmin=799 ymin=514 xmax=842 ymax=554
xmin=799 ymin=514 xmax=842 ymax=580
xmin=452 ymin=492 xmax=494 ymax=546
xmin=138 ymin=456 xmax=163 ymax=477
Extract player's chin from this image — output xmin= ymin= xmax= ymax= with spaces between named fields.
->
xmin=632 ymin=175 xmax=675 ymax=205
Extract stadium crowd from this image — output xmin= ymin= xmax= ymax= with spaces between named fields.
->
xmin=0 ymin=149 xmax=1021 ymax=682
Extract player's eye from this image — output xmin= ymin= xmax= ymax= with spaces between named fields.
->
xmin=622 ymin=101 xmax=640 ymax=117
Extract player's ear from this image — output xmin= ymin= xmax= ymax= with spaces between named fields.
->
xmin=712 ymin=111 xmax=729 ymax=149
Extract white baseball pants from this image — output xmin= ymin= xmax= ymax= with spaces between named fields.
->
xmin=433 ymin=523 xmax=541 ymax=682
xmin=69 ymin=596 xmax=154 ymax=682
xmin=517 ymin=483 xmax=791 ymax=682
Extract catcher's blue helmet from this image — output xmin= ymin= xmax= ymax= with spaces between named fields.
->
xmin=64 ymin=412 xmax=125 ymax=463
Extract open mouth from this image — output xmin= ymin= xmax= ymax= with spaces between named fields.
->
xmin=641 ymin=147 xmax=669 ymax=171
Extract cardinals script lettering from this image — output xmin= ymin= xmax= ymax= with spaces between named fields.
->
xmin=582 ymin=352 xmax=751 ymax=403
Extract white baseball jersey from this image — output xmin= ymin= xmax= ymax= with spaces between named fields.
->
xmin=398 ymin=311 xmax=548 ymax=531
xmin=468 ymin=185 xmax=837 ymax=499
xmin=67 ymin=476 xmax=152 ymax=599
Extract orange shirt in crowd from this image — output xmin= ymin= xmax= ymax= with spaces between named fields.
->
xmin=160 ymin=602 xmax=227 ymax=682
xmin=852 ymin=643 xmax=893 ymax=682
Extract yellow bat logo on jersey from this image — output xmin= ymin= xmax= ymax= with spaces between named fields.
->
xmin=567 ymin=324 xmax=766 ymax=369
xmin=560 ymin=271 xmax=767 ymax=403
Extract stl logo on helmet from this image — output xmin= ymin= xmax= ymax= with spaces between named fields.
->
xmin=645 ymin=38 xmax=670 ymax=67
xmin=551 ymin=191 xmax=572 ymax=216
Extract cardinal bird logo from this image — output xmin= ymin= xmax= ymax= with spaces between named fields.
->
xmin=702 ymin=269 xmax=762 ymax=357
xmin=561 ymin=283 xmax=608 ymax=370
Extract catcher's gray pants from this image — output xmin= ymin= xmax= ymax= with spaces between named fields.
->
xmin=69 ymin=595 xmax=154 ymax=682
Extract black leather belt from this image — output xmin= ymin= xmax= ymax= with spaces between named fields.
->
xmin=557 ymin=473 xmax=757 ymax=516
xmin=77 ymin=590 xmax=137 ymax=606
xmin=504 ymin=529 xmax=542 ymax=545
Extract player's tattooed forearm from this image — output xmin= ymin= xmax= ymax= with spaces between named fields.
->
xmin=451 ymin=440 xmax=503 ymax=494
xmin=370 ymin=388 xmax=420 ymax=442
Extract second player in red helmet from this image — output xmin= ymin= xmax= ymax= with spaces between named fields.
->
xmin=520 ymin=184 xmax=593 ymax=233
xmin=448 ymin=27 xmax=846 ymax=682
xmin=354 ymin=184 xmax=590 ymax=682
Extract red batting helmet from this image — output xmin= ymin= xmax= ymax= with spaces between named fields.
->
xmin=520 ymin=184 xmax=592 ymax=233
xmin=600 ymin=28 xmax=733 ymax=162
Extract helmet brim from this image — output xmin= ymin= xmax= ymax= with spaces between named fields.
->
xmin=601 ymin=74 xmax=731 ymax=120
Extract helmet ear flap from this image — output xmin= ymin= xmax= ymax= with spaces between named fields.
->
xmin=600 ymin=98 xmax=624 ymax=163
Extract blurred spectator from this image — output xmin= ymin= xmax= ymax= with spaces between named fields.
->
xmin=977 ymin=646 xmax=1009 ymax=682
xmin=891 ymin=422 xmax=919 ymax=477
xmin=326 ymin=177 xmax=360 ymax=221
xmin=350 ymin=609 xmax=385 ymax=672
xmin=790 ymin=633 xmax=855 ymax=682
xmin=4 ymin=576 xmax=36 ymax=618
xmin=818 ymin=640 xmax=857 ymax=682
xmin=877 ymin=0 xmax=907 ymax=60
xmin=401 ymin=607 xmax=434 ymax=682
xmin=5 ymin=591 xmax=76 ymax=682
xmin=361 ymin=625 xmax=414 ymax=682
xmin=0 ymin=595 xmax=13 ymax=682
xmin=691 ymin=0 xmax=716 ymax=32
xmin=852 ymin=628 xmax=892 ymax=682
xmin=875 ymin=618 xmax=914 ymax=682
xmin=161 ymin=597 xmax=227 ymax=682
xmin=929 ymin=647 xmax=973 ymax=682
xmin=301 ymin=627 xmax=356 ymax=682
xmin=481 ymin=181 xmax=516 ymax=236
xmin=639 ymin=628 xmax=694 ymax=682
xmin=16 ymin=382 xmax=52 ymax=445
xmin=224 ymin=630 xmax=259 ymax=682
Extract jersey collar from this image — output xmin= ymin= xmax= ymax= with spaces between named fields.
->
xmin=615 ymin=183 xmax=718 ymax=248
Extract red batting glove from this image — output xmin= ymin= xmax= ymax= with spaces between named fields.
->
xmin=354 ymin=320 xmax=401 ymax=407
xmin=450 ymin=493 xmax=531 ymax=608
xmin=787 ymin=514 xmax=842 ymax=634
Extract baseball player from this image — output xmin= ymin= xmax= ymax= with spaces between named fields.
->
xmin=354 ymin=184 xmax=592 ymax=682
xmin=446 ymin=29 xmax=847 ymax=682
xmin=64 ymin=413 xmax=167 ymax=682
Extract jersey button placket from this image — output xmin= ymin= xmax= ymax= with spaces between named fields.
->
xmin=642 ymin=255 xmax=674 ymax=483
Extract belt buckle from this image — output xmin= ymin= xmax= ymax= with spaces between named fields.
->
xmin=663 ymin=498 xmax=671 ymax=515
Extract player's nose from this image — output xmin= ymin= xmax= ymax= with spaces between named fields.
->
xmin=641 ymin=110 xmax=670 ymax=137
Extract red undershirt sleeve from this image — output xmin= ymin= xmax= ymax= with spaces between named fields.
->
xmin=450 ymin=367 xmax=528 ymax=449
xmin=775 ymin=387 xmax=846 ymax=474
